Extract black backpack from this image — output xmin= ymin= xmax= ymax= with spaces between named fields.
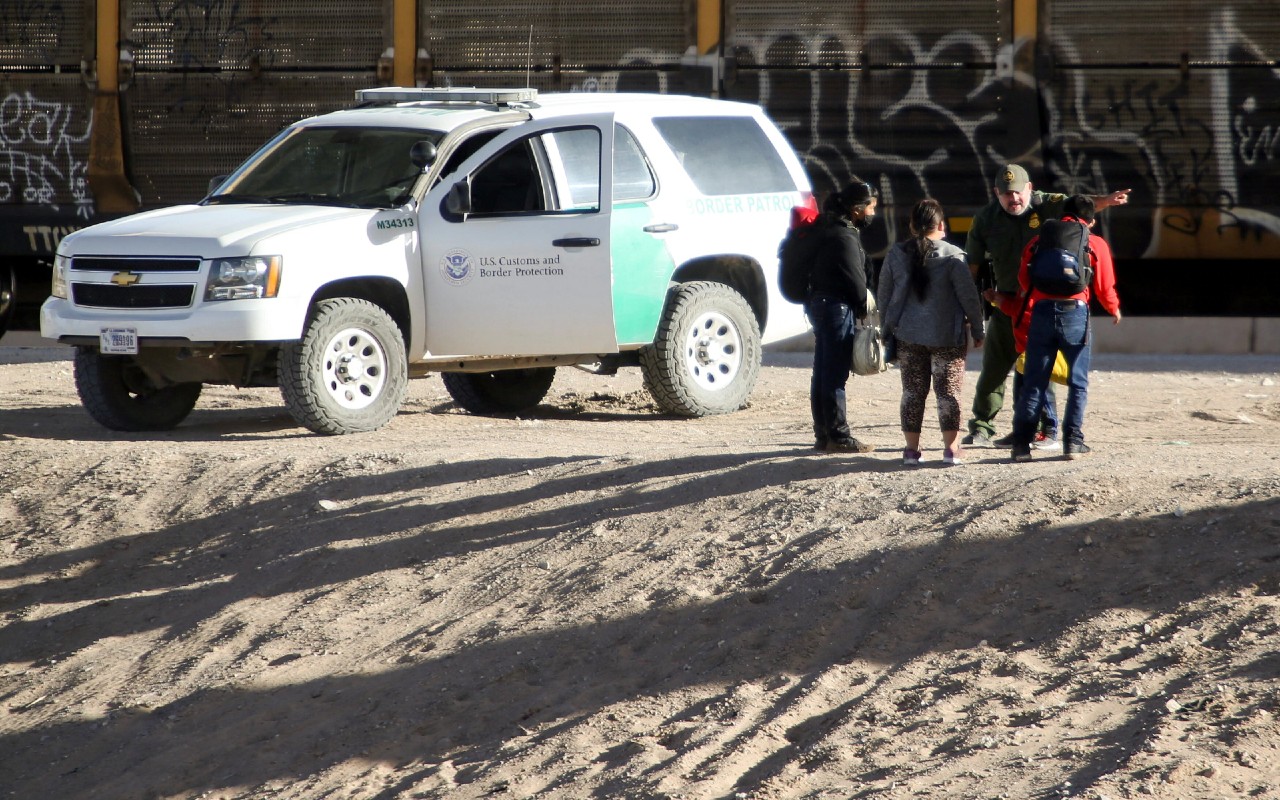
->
xmin=777 ymin=207 xmax=822 ymax=304
xmin=1028 ymin=219 xmax=1093 ymax=297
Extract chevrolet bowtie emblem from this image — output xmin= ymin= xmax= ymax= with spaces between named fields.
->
xmin=110 ymin=271 xmax=141 ymax=286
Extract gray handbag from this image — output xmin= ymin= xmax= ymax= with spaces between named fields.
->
xmin=851 ymin=296 xmax=888 ymax=376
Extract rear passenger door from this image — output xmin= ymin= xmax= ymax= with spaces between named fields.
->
xmin=420 ymin=114 xmax=616 ymax=358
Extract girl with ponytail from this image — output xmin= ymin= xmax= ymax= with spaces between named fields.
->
xmin=877 ymin=198 xmax=986 ymax=466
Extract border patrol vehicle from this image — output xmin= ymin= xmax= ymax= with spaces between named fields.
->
xmin=41 ymin=87 xmax=813 ymax=434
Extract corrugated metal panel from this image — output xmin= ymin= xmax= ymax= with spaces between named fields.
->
xmin=0 ymin=2 xmax=85 ymax=66
xmin=125 ymin=1 xmax=385 ymax=70
xmin=1044 ymin=2 xmax=1280 ymax=64
xmin=726 ymin=0 xmax=1008 ymax=67
xmin=422 ymin=1 xmax=692 ymax=69
xmin=0 ymin=75 xmax=93 ymax=210
xmin=126 ymin=73 xmax=373 ymax=205
xmin=425 ymin=69 xmax=689 ymax=95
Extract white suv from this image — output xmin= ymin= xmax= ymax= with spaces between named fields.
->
xmin=41 ymin=87 xmax=813 ymax=434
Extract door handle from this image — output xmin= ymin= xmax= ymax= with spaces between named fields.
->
xmin=552 ymin=237 xmax=601 ymax=248
xmin=642 ymin=223 xmax=679 ymax=233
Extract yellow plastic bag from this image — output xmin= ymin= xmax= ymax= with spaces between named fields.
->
xmin=1015 ymin=350 xmax=1069 ymax=386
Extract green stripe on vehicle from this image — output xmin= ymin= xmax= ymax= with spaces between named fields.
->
xmin=611 ymin=203 xmax=675 ymax=345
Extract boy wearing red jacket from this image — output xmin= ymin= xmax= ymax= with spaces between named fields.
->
xmin=1009 ymin=195 xmax=1122 ymax=461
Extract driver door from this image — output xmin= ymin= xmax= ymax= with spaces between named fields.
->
xmin=420 ymin=113 xmax=616 ymax=358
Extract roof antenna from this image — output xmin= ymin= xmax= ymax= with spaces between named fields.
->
xmin=526 ymin=25 xmax=533 ymax=89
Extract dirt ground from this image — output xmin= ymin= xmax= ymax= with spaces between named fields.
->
xmin=1 ymin=342 xmax=1278 ymax=800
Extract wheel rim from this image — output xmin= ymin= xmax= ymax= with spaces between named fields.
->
xmin=682 ymin=309 xmax=742 ymax=392
xmin=322 ymin=326 xmax=387 ymax=410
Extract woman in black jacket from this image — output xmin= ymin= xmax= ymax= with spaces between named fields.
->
xmin=807 ymin=179 xmax=877 ymax=453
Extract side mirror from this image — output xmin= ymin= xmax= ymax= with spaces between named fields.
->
xmin=410 ymin=141 xmax=438 ymax=170
xmin=207 ymin=175 xmax=229 ymax=195
xmin=445 ymin=179 xmax=472 ymax=218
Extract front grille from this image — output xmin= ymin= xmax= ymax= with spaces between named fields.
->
xmin=72 ymin=283 xmax=196 ymax=309
xmin=71 ymin=257 xmax=202 ymax=273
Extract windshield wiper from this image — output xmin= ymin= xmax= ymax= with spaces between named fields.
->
xmin=204 ymin=193 xmax=367 ymax=209
xmin=203 ymin=195 xmax=279 ymax=205
xmin=265 ymin=193 xmax=361 ymax=208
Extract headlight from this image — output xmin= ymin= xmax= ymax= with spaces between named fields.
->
xmin=51 ymin=254 xmax=69 ymax=299
xmin=204 ymin=256 xmax=281 ymax=301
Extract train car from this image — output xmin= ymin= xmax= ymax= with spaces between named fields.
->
xmin=3 ymin=0 xmax=1277 ymax=336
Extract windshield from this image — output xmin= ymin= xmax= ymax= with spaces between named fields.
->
xmin=206 ymin=126 xmax=443 ymax=209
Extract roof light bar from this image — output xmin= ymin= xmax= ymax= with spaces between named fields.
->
xmin=355 ymin=87 xmax=538 ymax=105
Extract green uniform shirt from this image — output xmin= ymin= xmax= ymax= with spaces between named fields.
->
xmin=965 ymin=190 xmax=1067 ymax=292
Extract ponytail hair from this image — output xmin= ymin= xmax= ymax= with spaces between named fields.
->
xmin=907 ymin=198 xmax=945 ymax=299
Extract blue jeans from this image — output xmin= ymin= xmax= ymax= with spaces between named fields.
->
xmin=808 ymin=296 xmax=855 ymax=444
xmin=971 ymin=308 xmax=1059 ymax=437
xmin=1013 ymin=370 xmax=1058 ymax=437
xmin=1014 ymin=300 xmax=1091 ymax=446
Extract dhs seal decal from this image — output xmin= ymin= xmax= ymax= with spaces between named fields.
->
xmin=440 ymin=249 xmax=475 ymax=285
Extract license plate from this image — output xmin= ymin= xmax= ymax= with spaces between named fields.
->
xmin=100 ymin=327 xmax=139 ymax=355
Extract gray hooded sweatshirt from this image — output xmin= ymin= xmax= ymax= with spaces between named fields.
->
xmin=877 ymin=238 xmax=985 ymax=349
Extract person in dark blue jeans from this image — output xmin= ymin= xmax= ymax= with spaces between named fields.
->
xmin=1011 ymin=195 xmax=1123 ymax=461
xmin=808 ymin=296 xmax=859 ymax=450
xmin=1013 ymin=298 xmax=1091 ymax=454
xmin=806 ymin=180 xmax=878 ymax=453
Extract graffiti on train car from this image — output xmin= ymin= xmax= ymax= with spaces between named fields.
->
xmin=2 ymin=2 xmax=1275 ymax=265
xmin=0 ymin=91 xmax=93 ymax=219
xmin=572 ymin=8 xmax=1279 ymax=262
xmin=129 ymin=0 xmax=279 ymax=72
xmin=0 ymin=0 xmax=67 ymax=66
xmin=121 ymin=0 xmax=284 ymax=140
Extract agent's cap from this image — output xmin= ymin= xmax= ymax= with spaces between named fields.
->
xmin=994 ymin=164 xmax=1030 ymax=192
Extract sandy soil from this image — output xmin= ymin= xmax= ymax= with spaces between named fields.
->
xmin=1 ymin=343 xmax=1278 ymax=800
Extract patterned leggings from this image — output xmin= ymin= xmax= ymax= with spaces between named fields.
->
xmin=898 ymin=341 xmax=967 ymax=433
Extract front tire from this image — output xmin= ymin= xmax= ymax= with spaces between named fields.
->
xmin=442 ymin=367 xmax=556 ymax=414
xmin=639 ymin=280 xmax=761 ymax=416
xmin=73 ymin=348 xmax=202 ymax=431
xmin=278 ymin=298 xmax=407 ymax=435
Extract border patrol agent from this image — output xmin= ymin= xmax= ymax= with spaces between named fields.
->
xmin=962 ymin=164 xmax=1130 ymax=447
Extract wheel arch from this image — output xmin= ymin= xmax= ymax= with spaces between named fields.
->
xmin=311 ymin=277 xmax=411 ymax=346
xmin=669 ymin=254 xmax=768 ymax=333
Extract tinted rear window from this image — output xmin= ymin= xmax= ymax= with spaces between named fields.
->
xmin=652 ymin=116 xmax=795 ymax=196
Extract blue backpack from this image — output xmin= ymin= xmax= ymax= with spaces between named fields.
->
xmin=1028 ymin=219 xmax=1093 ymax=297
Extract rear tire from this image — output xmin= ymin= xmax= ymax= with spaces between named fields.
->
xmin=0 ymin=265 xmax=15 ymax=338
xmin=73 ymin=348 xmax=202 ymax=431
xmin=639 ymin=281 xmax=761 ymax=416
xmin=442 ymin=368 xmax=556 ymax=414
xmin=278 ymin=298 xmax=407 ymax=435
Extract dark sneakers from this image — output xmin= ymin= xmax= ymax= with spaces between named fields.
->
xmin=827 ymin=437 xmax=874 ymax=454
xmin=1011 ymin=443 xmax=1033 ymax=462
xmin=1064 ymin=441 xmax=1092 ymax=459
xmin=991 ymin=432 xmax=1017 ymax=448
xmin=962 ymin=431 xmax=993 ymax=447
